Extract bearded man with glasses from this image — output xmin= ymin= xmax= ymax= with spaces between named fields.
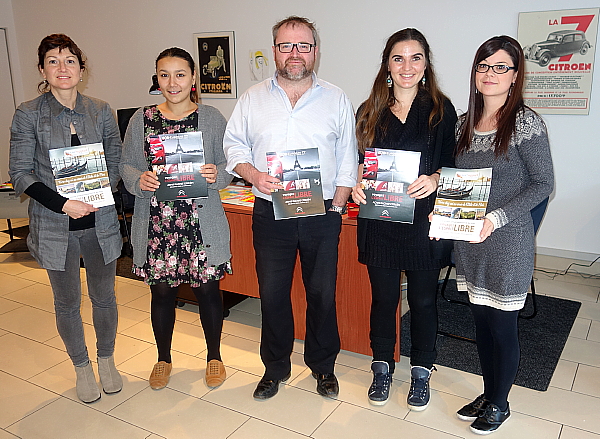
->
xmin=224 ymin=15 xmax=357 ymax=401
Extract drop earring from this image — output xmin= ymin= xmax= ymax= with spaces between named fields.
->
xmin=191 ymin=84 xmax=196 ymax=92
xmin=508 ymin=83 xmax=514 ymax=96
xmin=421 ymin=76 xmax=426 ymax=86
xmin=386 ymin=74 xmax=392 ymax=88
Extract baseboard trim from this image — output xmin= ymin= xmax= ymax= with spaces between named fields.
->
xmin=536 ymin=246 xmax=599 ymax=263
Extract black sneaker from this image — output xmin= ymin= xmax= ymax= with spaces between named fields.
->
xmin=470 ymin=402 xmax=510 ymax=435
xmin=368 ymin=361 xmax=392 ymax=406
xmin=407 ymin=365 xmax=435 ymax=411
xmin=457 ymin=394 xmax=489 ymax=421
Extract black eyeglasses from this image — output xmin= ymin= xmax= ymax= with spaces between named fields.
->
xmin=475 ymin=63 xmax=516 ymax=74
xmin=275 ymin=42 xmax=315 ymax=53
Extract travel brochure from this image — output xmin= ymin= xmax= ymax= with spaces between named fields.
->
xmin=358 ymin=148 xmax=420 ymax=223
xmin=429 ymin=167 xmax=493 ymax=241
xmin=49 ymin=142 xmax=114 ymax=208
xmin=267 ymin=147 xmax=325 ymax=220
xmin=149 ymin=131 xmax=207 ymax=201
xmin=219 ymin=185 xmax=255 ymax=206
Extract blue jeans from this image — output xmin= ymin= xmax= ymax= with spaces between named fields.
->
xmin=252 ymin=198 xmax=341 ymax=380
xmin=47 ymin=228 xmax=118 ymax=366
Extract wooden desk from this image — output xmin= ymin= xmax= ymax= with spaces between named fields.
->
xmin=216 ymin=203 xmax=401 ymax=359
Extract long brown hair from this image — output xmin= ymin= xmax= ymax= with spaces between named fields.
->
xmin=37 ymin=34 xmax=86 ymax=93
xmin=156 ymin=47 xmax=199 ymax=103
xmin=456 ymin=35 xmax=526 ymax=157
xmin=356 ymin=28 xmax=447 ymax=154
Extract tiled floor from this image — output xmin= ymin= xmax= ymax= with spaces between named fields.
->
xmin=0 ymin=218 xmax=599 ymax=438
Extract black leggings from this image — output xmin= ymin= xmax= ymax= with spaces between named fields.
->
xmin=150 ymin=280 xmax=223 ymax=364
xmin=470 ymin=303 xmax=520 ymax=411
xmin=368 ymin=266 xmax=440 ymax=373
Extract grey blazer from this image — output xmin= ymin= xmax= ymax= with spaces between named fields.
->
xmin=9 ymin=92 xmax=122 ymax=271
xmin=119 ymin=105 xmax=232 ymax=269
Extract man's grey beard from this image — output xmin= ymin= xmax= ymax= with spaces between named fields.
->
xmin=277 ymin=60 xmax=312 ymax=81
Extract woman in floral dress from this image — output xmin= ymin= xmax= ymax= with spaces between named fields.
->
xmin=120 ymin=47 xmax=232 ymax=390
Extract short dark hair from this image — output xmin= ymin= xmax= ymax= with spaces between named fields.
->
xmin=37 ymin=34 xmax=86 ymax=93
xmin=155 ymin=47 xmax=199 ymax=103
xmin=272 ymin=16 xmax=318 ymax=45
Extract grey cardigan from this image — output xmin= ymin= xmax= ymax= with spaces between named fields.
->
xmin=119 ymin=105 xmax=232 ymax=269
xmin=9 ymin=92 xmax=122 ymax=271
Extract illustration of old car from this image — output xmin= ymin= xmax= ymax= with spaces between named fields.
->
xmin=202 ymin=45 xmax=226 ymax=78
xmin=524 ymin=30 xmax=591 ymax=67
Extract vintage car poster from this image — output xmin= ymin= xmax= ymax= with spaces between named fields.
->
xmin=358 ymin=148 xmax=420 ymax=223
xmin=194 ymin=31 xmax=237 ymax=98
xmin=49 ymin=142 xmax=114 ymax=208
xmin=267 ymin=147 xmax=325 ymax=220
xmin=429 ymin=168 xmax=492 ymax=242
xmin=150 ymin=132 xmax=208 ymax=201
xmin=518 ymin=8 xmax=599 ymax=115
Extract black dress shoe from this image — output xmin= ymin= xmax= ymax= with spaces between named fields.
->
xmin=253 ymin=373 xmax=290 ymax=400
xmin=312 ymin=372 xmax=339 ymax=398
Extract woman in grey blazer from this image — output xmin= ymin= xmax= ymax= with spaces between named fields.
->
xmin=120 ymin=47 xmax=232 ymax=391
xmin=9 ymin=34 xmax=123 ymax=403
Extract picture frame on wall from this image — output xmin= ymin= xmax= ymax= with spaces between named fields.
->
xmin=193 ymin=31 xmax=237 ymax=99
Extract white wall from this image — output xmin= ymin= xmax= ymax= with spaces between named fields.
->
xmin=5 ymin=0 xmax=600 ymax=260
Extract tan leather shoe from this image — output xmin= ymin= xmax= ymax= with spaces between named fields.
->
xmin=149 ymin=361 xmax=172 ymax=390
xmin=205 ymin=359 xmax=226 ymax=388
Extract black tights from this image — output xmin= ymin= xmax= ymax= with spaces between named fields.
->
xmin=150 ymin=280 xmax=223 ymax=364
xmin=368 ymin=266 xmax=440 ymax=373
xmin=470 ymin=303 xmax=520 ymax=411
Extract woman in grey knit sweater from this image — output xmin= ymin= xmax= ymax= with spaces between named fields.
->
xmin=120 ymin=48 xmax=232 ymax=391
xmin=453 ymin=36 xmax=554 ymax=434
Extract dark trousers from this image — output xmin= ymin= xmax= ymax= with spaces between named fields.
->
xmin=470 ymin=303 xmax=520 ymax=410
xmin=252 ymin=197 xmax=341 ymax=380
xmin=367 ymin=266 xmax=440 ymax=373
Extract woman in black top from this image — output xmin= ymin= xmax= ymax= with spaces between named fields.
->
xmin=352 ymin=28 xmax=456 ymax=410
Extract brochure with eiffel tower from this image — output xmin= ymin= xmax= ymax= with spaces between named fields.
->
xmin=267 ymin=147 xmax=325 ymax=220
xmin=358 ymin=148 xmax=420 ymax=223
xmin=149 ymin=131 xmax=207 ymax=201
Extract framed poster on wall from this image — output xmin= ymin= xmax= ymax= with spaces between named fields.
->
xmin=518 ymin=8 xmax=599 ymax=115
xmin=194 ymin=31 xmax=237 ymax=99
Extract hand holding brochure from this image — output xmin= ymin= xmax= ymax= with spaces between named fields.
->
xmin=428 ymin=167 xmax=493 ymax=241
xmin=358 ymin=148 xmax=420 ymax=223
xmin=267 ymin=147 xmax=325 ymax=220
xmin=150 ymin=132 xmax=207 ymax=201
xmin=50 ymin=142 xmax=114 ymax=208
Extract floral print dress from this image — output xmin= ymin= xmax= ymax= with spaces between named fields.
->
xmin=133 ymin=105 xmax=231 ymax=287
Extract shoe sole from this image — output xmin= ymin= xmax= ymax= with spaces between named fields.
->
xmin=457 ymin=413 xmax=478 ymax=422
xmin=81 ymin=394 xmax=101 ymax=404
xmin=469 ymin=415 xmax=510 ymax=435
xmin=369 ymin=398 xmax=388 ymax=406
xmin=407 ymin=402 xmax=429 ymax=412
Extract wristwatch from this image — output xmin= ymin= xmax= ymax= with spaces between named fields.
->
xmin=329 ymin=204 xmax=347 ymax=215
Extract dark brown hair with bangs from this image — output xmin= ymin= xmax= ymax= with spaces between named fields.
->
xmin=456 ymin=35 xmax=527 ymax=157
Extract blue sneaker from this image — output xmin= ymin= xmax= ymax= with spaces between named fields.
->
xmin=407 ymin=365 xmax=436 ymax=411
xmin=368 ymin=361 xmax=392 ymax=406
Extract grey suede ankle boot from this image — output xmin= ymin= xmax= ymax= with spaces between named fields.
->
xmin=75 ymin=361 xmax=101 ymax=403
xmin=97 ymin=355 xmax=123 ymax=394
